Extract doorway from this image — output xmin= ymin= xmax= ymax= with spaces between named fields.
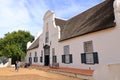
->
xmin=44 ymin=55 xmax=49 ymax=66
xmin=44 ymin=45 xmax=50 ymax=66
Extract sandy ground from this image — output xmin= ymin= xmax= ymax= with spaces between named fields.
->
xmin=0 ymin=67 xmax=82 ymax=80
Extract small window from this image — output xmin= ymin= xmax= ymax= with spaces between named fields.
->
xmin=52 ymin=48 xmax=57 ymax=63
xmin=40 ymin=50 xmax=43 ymax=63
xmin=34 ymin=52 xmax=38 ymax=63
xmin=84 ymin=41 xmax=93 ymax=53
xmin=64 ymin=45 xmax=69 ymax=54
xmin=62 ymin=54 xmax=72 ymax=64
xmin=53 ymin=56 xmax=57 ymax=63
xmin=62 ymin=45 xmax=72 ymax=64
xmin=29 ymin=57 xmax=32 ymax=64
xmin=52 ymin=48 xmax=55 ymax=56
xmin=34 ymin=57 xmax=38 ymax=63
xmin=45 ymin=32 xmax=49 ymax=43
xmin=81 ymin=41 xmax=99 ymax=64
xmin=35 ymin=52 xmax=37 ymax=57
xmin=81 ymin=52 xmax=99 ymax=64
xmin=45 ymin=23 xmax=49 ymax=43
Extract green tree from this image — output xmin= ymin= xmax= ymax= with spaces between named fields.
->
xmin=0 ymin=30 xmax=34 ymax=63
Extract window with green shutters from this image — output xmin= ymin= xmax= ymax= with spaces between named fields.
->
xmin=62 ymin=45 xmax=73 ymax=64
xmin=53 ymin=56 xmax=57 ymax=63
xmin=34 ymin=52 xmax=38 ymax=63
xmin=34 ymin=57 xmax=38 ymax=62
xmin=40 ymin=50 xmax=43 ymax=63
xmin=81 ymin=52 xmax=99 ymax=64
xmin=29 ymin=57 xmax=32 ymax=64
xmin=52 ymin=48 xmax=57 ymax=63
xmin=81 ymin=41 xmax=99 ymax=64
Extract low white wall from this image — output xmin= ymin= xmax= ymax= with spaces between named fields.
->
xmin=0 ymin=58 xmax=11 ymax=67
xmin=93 ymin=63 xmax=120 ymax=80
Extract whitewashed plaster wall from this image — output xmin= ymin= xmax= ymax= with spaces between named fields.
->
xmin=26 ymin=48 xmax=40 ymax=65
xmin=57 ymin=27 xmax=120 ymax=70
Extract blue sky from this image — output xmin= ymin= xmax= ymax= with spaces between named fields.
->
xmin=0 ymin=0 xmax=103 ymax=38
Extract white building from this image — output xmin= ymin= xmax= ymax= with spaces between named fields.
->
xmin=26 ymin=0 xmax=120 ymax=70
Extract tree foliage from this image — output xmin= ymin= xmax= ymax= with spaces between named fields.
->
xmin=0 ymin=30 xmax=34 ymax=60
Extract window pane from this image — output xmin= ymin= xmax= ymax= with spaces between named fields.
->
xmin=53 ymin=56 xmax=57 ymax=63
xmin=65 ymin=55 xmax=70 ymax=63
xmin=84 ymin=41 xmax=93 ymax=53
xmin=64 ymin=45 xmax=69 ymax=54
xmin=35 ymin=52 xmax=37 ymax=57
xmin=45 ymin=32 xmax=49 ymax=43
xmin=86 ymin=53 xmax=94 ymax=64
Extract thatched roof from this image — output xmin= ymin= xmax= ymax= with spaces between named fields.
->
xmin=55 ymin=0 xmax=115 ymax=41
xmin=27 ymin=37 xmax=39 ymax=50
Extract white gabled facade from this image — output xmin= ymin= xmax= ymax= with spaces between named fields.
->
xmin=26 ymin=0 xmax=120 ymax=70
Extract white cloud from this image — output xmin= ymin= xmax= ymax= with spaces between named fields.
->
xmin=0 ymin=0 xmax=45 ymax=38
xmin=0 ymin=0 xmax=31 ymax=37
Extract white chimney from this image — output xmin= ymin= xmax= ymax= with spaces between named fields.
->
xmin=114 ymin=0 xmax=120 ymax=28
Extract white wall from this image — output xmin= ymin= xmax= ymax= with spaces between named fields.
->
xmin=26 ymin=48 xmax=41 ymax=65
xmin=41 ymin=10 xmax=120 ymax=70
xmin=56 ymin=27 xmax=120 ymax=70
xmin=93 ymin=63 xmax=120 ymax=80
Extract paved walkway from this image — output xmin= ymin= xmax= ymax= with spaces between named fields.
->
xmin=29 ymin=65 xmax=94 ymax=79
xmin=30 ymin=65 xmax=93 ymax=76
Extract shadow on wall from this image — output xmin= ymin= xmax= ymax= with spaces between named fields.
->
xmin=93 ymin=64 xmax=120 ymax=80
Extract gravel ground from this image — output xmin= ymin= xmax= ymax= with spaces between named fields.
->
xmin=0 ymin=67 xmax=82 ymax=80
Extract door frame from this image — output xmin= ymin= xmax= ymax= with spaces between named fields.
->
xmin=44 ymin=45 xmax=50 ymax=66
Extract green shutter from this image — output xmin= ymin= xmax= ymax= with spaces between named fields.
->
xmin=69 ymin=54 xmax=73 ymax=63
xmin=55 ymin=56 xmax=57 ymax=63
xmin=53 ymin=56 xmax=57 ymax=63
xmin=34 ymin=57 xmax=38 ymax=62
xmin=93 ymin=52 xmax=99 ymax=64
xmin=81 ymin=53 xmax=86 ymax=63
xmin=29 ymin=57 xmax=32 ymax=64
xmin=34 ymin=57 xmax=35 ymax=62
xmin=40 ymin=57 xmax=43 ymax=62
xmin=62 ymin=55 xmax=65 ymax=63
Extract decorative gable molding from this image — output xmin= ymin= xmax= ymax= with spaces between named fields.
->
xmin=43 ymin=10 xmax=54 ymax=21
xmin=114 ymin=0 xmax=120 ymax=27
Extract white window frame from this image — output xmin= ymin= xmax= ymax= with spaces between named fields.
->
xmin=84 ymin=41 xmax=94 ymax=64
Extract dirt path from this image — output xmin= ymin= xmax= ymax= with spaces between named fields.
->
xmin=0 ymin=67 xmax=82 ymax=80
